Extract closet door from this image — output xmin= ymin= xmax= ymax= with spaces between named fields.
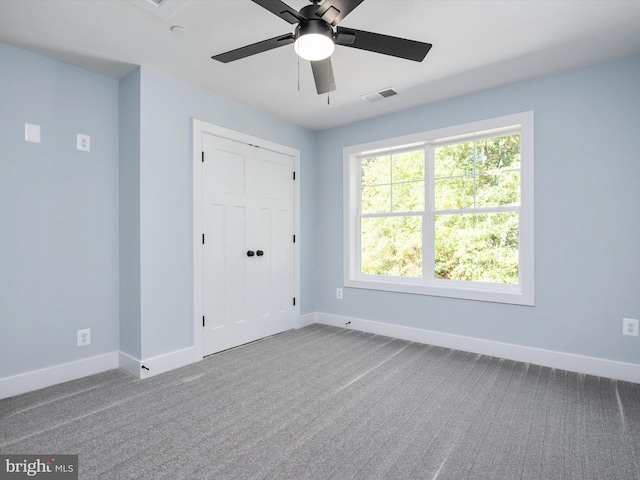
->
xmin=253 ymin=147 xmax=295 ymax=339
xmin=202 ymin=134 xmax=294 ymax=356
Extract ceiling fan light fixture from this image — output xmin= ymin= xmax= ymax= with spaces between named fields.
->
xmin=294 ymin=34 xmax=335 ymax=61
xmin=294 ymin=21 xmax=335 ymax=61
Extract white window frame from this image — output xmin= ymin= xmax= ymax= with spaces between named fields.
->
xmin=343 ymin=112 xmax=534 ymax=306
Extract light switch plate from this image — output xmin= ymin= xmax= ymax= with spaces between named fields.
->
xmin=77 ymin=133 xmax=90 ymax=152
xmin=25 ymin=123 xmax=41 ymax=143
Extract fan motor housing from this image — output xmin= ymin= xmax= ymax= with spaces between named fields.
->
xmin=295 ymin=17 xmax=334 ymax=42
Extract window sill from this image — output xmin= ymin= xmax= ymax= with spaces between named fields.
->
xmin=344 ymin=277 xmax=534 ymax=306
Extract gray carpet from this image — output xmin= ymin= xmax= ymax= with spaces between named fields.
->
xmin=1 ymin=324 xmax=639 ymax=479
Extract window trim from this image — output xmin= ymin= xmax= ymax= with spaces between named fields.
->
xmin=343 ymin=112 xmax=534 ymax=306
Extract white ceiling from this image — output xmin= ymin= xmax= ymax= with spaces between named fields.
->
xmin=1 ymin=0 xmax=640 ymax=131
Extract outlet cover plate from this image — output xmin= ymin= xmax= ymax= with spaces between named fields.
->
xmin=623 ymin=318 xmax=638 ymax=336
xmin=77 ymin=133 xmax=91 ymax=152
xmin=77 ymin=328 xmax=91 ymax=346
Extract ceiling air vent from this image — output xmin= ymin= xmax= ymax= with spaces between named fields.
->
xmin=360 ymin=87 xmax=398 ymax=102
xmin=128 ymin=0 xmax=190 ymax=18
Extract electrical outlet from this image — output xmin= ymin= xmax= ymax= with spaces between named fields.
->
xmin=336 ymin=288 xmax=343 ymax=300
xmin=77 ymin=328 xmax=91 ymax=346
xmin=623 ymin=318 xmax=638 ymax=336
xmin=77 ymin=133 xmax=90 ymax=152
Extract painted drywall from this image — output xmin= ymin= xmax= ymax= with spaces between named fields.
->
xmin=3 ymin=34 xmax=635 ymax=386
xmin=0 ymin=44 xmax=317 ymax=380
xmin=315 ymin=55 xmax=640 ymax=365
xmin=0 ymin=43 xmax=119 ymax=378
xmin=136 ymin=66 xmax=317 ymax=359
xmin=118 ymin=68 xmax=142 ymax=359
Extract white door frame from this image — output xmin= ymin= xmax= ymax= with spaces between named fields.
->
xmin=192 ymin=119 xmax=301 ymax=361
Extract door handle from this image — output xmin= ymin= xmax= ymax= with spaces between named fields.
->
xmin=247 ymin=250 xmax=255 ymax=257
xmin=256 ymin=250 xmax=264 ymax=257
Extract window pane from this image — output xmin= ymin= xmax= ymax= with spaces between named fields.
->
xmin=476 ymin=171 xmax=521 ymax=208
xmin=434 ymin=212 xmax=519 ymax=284
xmin=434 ymin=142 xmax=474 ymax=177
xmin=392 ymin=181 xmax=425 ymax=212
xmin=361 ymin=216 xmax=422 ymax=277
xmin=434 ymin=177 xmax=474 ymax=210
xmin=392 ymin=150 xmax=424 ymax=182
xmin=362 ymin=185 xmax=391 ymax=214
xmin=475 ymin=135 xmax=521 ymax=173
xmin=361 ymin=155 xmax=390 ymax=186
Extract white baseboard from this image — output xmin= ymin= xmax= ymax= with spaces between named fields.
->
xmin=297 ymin=312 xmax=317 ymax=329
xmin=0 ymin=352 xmax=119 ymax=400
xmin=138 ymin=347 xmax=196 ymax=380
xmin=118 ymin=351 xmax=141 ymax=378
xmin=0 ymin=346 xmax=199 ymax=399
xmin=6 ymin=316 xmax=636 ymax=399
xmin=119 ymin=347 xmax=196 ymax=380
xmin=314 ymin=312 xmax=640 ymax=384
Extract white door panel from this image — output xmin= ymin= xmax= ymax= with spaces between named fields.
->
xmin=202 ymin=134 xmax=294 ymax=355
xmin=211 ymin=148 xmax=246 ymax=195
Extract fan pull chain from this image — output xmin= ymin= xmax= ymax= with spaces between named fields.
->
xmin=327 ymin=92 xmax=330 ymax=105
xmin=297 ymin=54 xmax=300 ymax=91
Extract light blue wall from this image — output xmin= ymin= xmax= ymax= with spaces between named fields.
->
xmin=0 ymin=44 xmax=316 ymax=379
xmin=315 ymin=56 xmax=640 ymax=364
xmin=118 ymin=68 xmax=141 ymax=359
xmin=2 ymin=37 xmax=637 ymax=381
xmin=0 ymin=43 xmax=120 ymax=377
xmin=137 ymin=67 xmax=317 ymax=359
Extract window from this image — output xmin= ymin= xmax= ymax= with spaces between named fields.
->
xmin=344 ymin=112 xmax=534 ymax=305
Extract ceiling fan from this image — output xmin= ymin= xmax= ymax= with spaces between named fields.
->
xmin=211 ymin=0 xmax=432 ymax=95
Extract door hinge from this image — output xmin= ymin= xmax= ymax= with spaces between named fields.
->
xmin=293 ymin=234 xmax=296 ymax=243
xmin=292 ymin=171 xmax=296 ymax=180
xmin=202 ymin=233 xmax=205 ymax=245
xmin=293 ymin=297 xmax=296 ymax=306
xmin=201 ymin=151 xmax=204 ymax=162
xmin=202 ymin=316 xmax=205 ymax=327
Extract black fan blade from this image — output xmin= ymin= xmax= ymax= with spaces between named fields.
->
xmin=335 ymin=27 xmax=432 ymax=62
xmin=212 ymin=34 xmax=295 ymax=63
xmin=311 ymin=58 xmax=336 ymax=94
xmin=252 ymin=0 xmax=306 ymax=24
xmin=315 ymin=0 xmax=364 ymax=26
